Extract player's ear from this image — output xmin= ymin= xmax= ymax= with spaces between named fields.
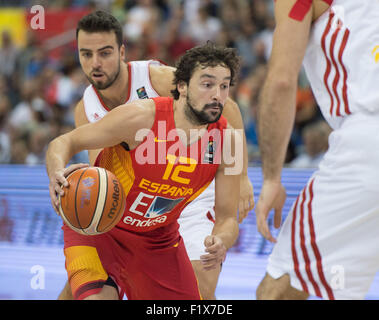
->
xmin=177 ymin=80 xmax=187 ymax=98
xmin=120 ymin=44 xmax=126 ymax=61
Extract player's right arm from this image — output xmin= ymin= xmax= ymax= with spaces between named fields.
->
xmin=46 ymin=100 xmax=155 ymax=212
xmin=200 ymin=125 xmax=242 ymax=270
xmin=255 ymin=0 xmax=313 ymax=243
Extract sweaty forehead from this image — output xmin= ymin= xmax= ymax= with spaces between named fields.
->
xmin=193 ymin=64 xmax=231 ymax=80
xmin=77 ymin=30 xmax=118 ymax=49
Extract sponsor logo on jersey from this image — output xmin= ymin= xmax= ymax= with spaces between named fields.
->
xmin=136 ymin=86 xmax=149 ymax=99
xmin=203 ymin=139 xmax=216 ymax=164
xmin=125 ymin=190 xmax=184 ymax=227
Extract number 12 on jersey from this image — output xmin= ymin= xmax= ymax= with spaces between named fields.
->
xmin=162 ymin=154 xmax=197 ymax=185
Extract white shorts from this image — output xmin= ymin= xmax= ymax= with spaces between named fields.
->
xmin=267 ymin=114 xmax=379 ymax=300
xmin=178 ymin=180 xmax=215 ymax=261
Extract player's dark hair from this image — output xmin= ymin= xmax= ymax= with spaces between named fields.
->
xmin=171 ymin=42 xmax=240 ymax=100
xmin=76 ymin=10 xmax=123 ymax=48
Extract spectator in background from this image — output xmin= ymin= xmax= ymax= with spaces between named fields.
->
xmin=0 ymin=94 xmax=11 ymax=163
xmin=289 ymin=121 xmax=332 ymax=169
xmin=187 ymin=4 xmax=222 ymax=44
xmin=234 ymin=22 xmax=255 ymax=69
xmin=123 ymin=0 xmax=160 ymax=42
xmin=10 ymin=138 xmax=28 ymax=164
xmin=122 ymin=0 xmax=164 ymax=62
xmin=8 ymin=79 xmax=49 ymax=133
xmin=160 ymin=2 xmax=196 ymax=64
xmin=0 ymin=30 xmax=20 ymax=105
xmin=25 ymin=124 xmax=50 ymax=165
xmin=0 ymin=75 xmax=9 ymax=97
xmin=0 ymin=30 xmax=19 ymax=80
xmin=0 ymin=0 xmax=307 ymax=167
xmin=16 ymin=31 xmax=46 ymax=81
xmin=236 ymin=63 xmax=267 ymax=163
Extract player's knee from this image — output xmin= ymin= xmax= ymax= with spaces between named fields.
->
xmin=197 ymin=270 xmax=220 ymax=300
xmin=256 ymin=273 xmax=308 ymax=300
xmin=256 ymin=273 xmax=287 ymax=300
xmin=191 ymin=261 xmax=219 ymax=300
xmin=199 ymin=284 xmax=216 ymax=300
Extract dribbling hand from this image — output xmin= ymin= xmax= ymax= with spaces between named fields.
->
xmin=48 ymin=163 xmax=89 ymax=215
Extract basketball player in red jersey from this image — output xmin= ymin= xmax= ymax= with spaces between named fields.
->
xmin=56 ymin=11 xmax=254 ymax=300
xmin=256 ymin=0 xmax=379 ymax=299
xmin=46 ymin=42 xmax=242 ymax=300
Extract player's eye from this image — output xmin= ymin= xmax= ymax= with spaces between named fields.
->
xmin=100 ymin=51 xmax=111 ymax=57
xmin=82 ymin=52 xmax=92 ymax=58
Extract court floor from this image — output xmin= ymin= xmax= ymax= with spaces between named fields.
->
xmin=1 ymin=166 xmax=378 ymax=300
xmin=1 ymin=244 xmax=378 ymax=300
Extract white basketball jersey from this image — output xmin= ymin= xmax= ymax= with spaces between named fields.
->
xmin=83 ymin=60 xmax=162 ymax=123
xmin=302 ymin=0 xmax=379 ymax=130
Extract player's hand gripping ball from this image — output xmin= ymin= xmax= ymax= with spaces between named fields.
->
xmin=58 ymin=167 xmax=125 ymax=235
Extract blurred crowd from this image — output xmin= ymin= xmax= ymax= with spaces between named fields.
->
xmin=0 ymin=0 xmax=331 ymax=167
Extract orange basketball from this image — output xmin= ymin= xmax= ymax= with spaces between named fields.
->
xmin=58 ymin=167 xmax=125 ymax=235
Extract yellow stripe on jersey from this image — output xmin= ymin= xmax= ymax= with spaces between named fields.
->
xmin=113 ymin=145 xmax=135 ymax=196
xmin=97 ymin=145 xmax=135 ymax=198
xmin=184 ymin=181 xmax=211 ymax=204
xmin=64 ymin=246 xmax=108 ymax=294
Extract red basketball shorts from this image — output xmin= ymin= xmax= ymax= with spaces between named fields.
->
xmin=63 ymin=223 xmax=201 ymax=300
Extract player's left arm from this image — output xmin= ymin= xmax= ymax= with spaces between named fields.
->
xmin=222 ymin=98 xmax=254 ymax=223
xmin=200 ymin=125 xmax=241 ymax=270
xmin=256 ymin=0 xmax=313 ymax=242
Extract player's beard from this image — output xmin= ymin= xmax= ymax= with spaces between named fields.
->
xmin=185 ymin=93 xmax=223 ymax=125
xmin=87 ymin=60 xmax=121 ymax=90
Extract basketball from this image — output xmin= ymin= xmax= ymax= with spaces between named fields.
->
xmin=58 ymin=167 xmax=125 ymax=235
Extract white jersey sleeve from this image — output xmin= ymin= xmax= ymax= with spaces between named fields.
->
xmin=302 ymin=0 xmax=379 ymax=129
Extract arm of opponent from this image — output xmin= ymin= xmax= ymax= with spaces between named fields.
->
xmin=74 ymin=99 xmax=104 ymax=165
xmin=200 ymin=126 xmax=241 ymax=270
xmin=222 ymin=97 xmax=254 ymax=223
xmin=46 ymin=100 xmax=155 ymax=213
xmin=256 ymin=0 xmax=313 ymax=243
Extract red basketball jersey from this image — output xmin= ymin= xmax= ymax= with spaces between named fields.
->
xmin=95 ymin=97 xmax=227 ymax=232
